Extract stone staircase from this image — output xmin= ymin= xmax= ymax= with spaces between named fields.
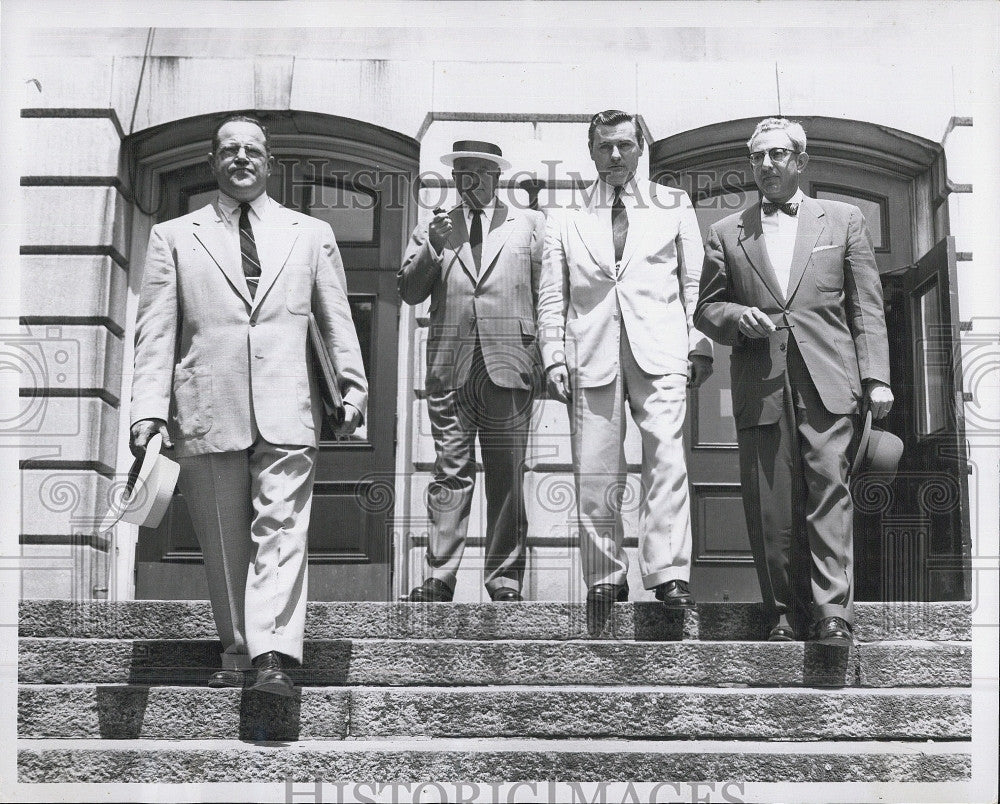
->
xmin=18 ymin=599 xmax=971 ymax=784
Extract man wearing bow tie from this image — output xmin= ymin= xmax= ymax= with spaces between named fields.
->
xmin=399 ymin=140 xmax=545 ymax=603
xmin=695 ymin=117 xmax=893 ymax=646
xmin=130 ymin=114 xmax=368 ymax=694
xmin=537 ymin=110 xmax=714 ymax=635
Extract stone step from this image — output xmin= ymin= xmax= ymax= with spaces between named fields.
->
xmin=19 ymin=685 xmax=971 ymax=741
xmin=19 ymin=599 xmax=971 ymax=642
xmin=16 ymin=737 xmax=972 ymax=784
xmin=18 ymin=637 xmax=972 ymax=688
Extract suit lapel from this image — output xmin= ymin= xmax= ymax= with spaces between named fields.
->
xmin=737 ymin=205 xmax=786 ymax=305
xmin=477 ymin=202 xmax=516 ymax=286
xmin=616 ymin=181 xmax=648 ymax=276
xmin=784 ymin=197 xmax=826 ymax=303
xmin=251 ymin=203 xmax=300 ymax=312
xmin=192 ymin=204 xmax=253 ymax=306
xmin=573 ymin=186 xmax=615 ymax=278
xmin=444 ymin=207 xmax=478 ymax=286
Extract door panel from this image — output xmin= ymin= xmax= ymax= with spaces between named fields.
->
xmin=687 ymin=188 xmax=758 ymax=601
xmin=135 ymin=152 xmax=403 ymax=601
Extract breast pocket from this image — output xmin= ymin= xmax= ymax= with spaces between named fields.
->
xmin=811 ymin=245 xmax=846 ymax=292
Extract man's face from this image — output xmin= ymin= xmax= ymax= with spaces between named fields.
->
xmin=749 ymin=128 xmax=808 ymax=204
xmin=590 ymin=121 xmax=642 ymax=186
xmin=209 ymin=121 xmax=273 ymax=202
xmin=452 ymin=156 xmax=500 ymax=209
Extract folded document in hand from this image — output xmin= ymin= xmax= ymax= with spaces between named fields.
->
xmin=308 ymin=313 xmax=346 ymax=427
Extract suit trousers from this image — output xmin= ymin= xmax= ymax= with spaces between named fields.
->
xmin=424 ymin=340 xmax=533 ymax=594
xmin=570 ymin=323 xmax=692 ymax=589
xmin=177 ymin=434 xmax=317 ymax=666
xmin=736 ymin=337 xmax=856 ymax=628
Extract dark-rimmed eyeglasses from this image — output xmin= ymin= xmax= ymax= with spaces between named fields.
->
xmin=748 ymin=147 xmax=799 ymax=166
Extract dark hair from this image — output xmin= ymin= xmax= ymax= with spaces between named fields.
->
xmin=211 ymin=113 xmax=270 ymax=154
xmin=588 ymin=110 xmax=644 ymax=152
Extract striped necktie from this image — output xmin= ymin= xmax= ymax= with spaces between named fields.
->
xmin=239 ymin=202 xmax=262 ymax=298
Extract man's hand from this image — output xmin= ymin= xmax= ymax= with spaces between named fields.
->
xmin=864 ymin=381 xmax=894 ymax=420
xmin=737 ymin=307 xmax=777 ymax=339
xmin=427 ymin=210 xmax=453 ymax=253
xmin=334 ymin=403 xmax=362 ymax=438
xmin=688 ymin=355 xmax=714 ymax=388
xmin=129 ymin=418 xmax=171 ymax=457
xmin=546 ymin=364 xmax=571 ymax=404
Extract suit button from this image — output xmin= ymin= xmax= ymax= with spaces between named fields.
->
xmin=779 ymin=342 xmax=787 ymax=352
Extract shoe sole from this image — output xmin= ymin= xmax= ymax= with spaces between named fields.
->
xmin=814 ymin=635 xmax=853 ymax=647
xmin=251 ymin=679 xmax=295 ymax=697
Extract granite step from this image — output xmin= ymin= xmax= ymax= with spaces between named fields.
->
xmin=18 ymin=637 xmax=972 ymax=688
xmin=19 ymin=599 xmax=972 ymax=642
xmin=16 ymin=737 xmax=972 ymax=784
xmin=18 ymin=685 xmax=971 ymax=741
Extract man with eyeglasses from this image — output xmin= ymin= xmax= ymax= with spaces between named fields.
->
xmin=399 ymin=140 xmax=545 ymax=603
xmin=695 ymin=117 xmax=892 ymax=647
xmin=538 ymin=110 xmax=713 ymax=635
xmin=130 ymin=113 xmax=368 ymax=694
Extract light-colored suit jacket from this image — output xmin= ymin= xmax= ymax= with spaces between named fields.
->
xmin=537 ymin=179 xmax=712 ymax=387
xmin=398 ymin=200 xmax=545 ymax=392
xmin=131 ymin=198 xmax=368 ymax=459
xmin=694 ymin=196 xmax=890 ymax=429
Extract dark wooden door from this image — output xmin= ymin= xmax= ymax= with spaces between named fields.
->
xmin=135 ymin=152 xmax=403 ymax=601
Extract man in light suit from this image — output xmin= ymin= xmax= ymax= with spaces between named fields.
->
xmin=399 ymin=140 xmax=544 ymax=603
xmin=694 ymin=117 xmax=893 ymax=646
xmin=130 ymin=114 xmax=367 ymax=694
xmin=537 ymin=110 xmax=713 ymax=634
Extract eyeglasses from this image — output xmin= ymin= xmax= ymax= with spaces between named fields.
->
xmin=217 ymin=144 xmax=268 ymax=161
xmin=748 ymin=147 xmax=799 ymax=166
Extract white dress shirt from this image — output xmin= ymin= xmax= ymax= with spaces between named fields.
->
xmin=761 ymin=188 xmax=805 ymax=298
xmin=427 ymin=199 xmax=497 ymax=267
xmin=216 ymin=191 xmax=272 ymax=271
xmin=594 ymin=177 xmax=637 ymax=275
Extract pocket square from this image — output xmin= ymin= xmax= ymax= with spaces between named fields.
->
xmin=812 ymin=244 xmax=841 ymax=253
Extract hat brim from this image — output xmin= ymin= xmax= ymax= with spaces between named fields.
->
xmin=441 ymin=151 xmax=511 ymax=171
xmin=100 ymin=433 xmax=179 ymax=531
xmin=850 ymin=409 xmax=873 ymax=477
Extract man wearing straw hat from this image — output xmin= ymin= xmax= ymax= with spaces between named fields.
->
xmin=695 ymin=117 xmax=893 ymax=647
xmin=399 ymin=140 xmax=545 ymax=602
xmin=130 ymin=113 xmax=367 ymax=694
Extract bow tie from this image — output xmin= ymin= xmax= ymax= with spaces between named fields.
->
xmin=762 ymin=201 xmax=799 ymax=217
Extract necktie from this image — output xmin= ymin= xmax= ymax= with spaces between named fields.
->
xmin=469 ymin=208 xmax=484 ymax=273
xmin=761 ymin=201 xmax=799 ymax=217
xmin=612 ymin=187 xmax=628 ymax=265
xmin=239 ymin=202 xmax=262 ymax=299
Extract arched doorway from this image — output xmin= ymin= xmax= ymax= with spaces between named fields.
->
xmin=651 ymin=116 xmax=970 ymax=603
xmin=125 ymin=111 xmax=419 ymax=601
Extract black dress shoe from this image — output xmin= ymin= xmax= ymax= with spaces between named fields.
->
xmin=766 ymin=615 xmax=796 ymax=642
xmin=490 ymin=587 xmax=523 ymax=602
xmin=250 ymin=651 xmax=295 ymax=697
xmin=654 ymin=579 xmax=696 ymax=610
xmin=586 ymin=581 xmax=629 ymax=636
xmin=812 ymin=616 xmax=853 ymax=647
xmin=207 ymin=669 xmax=246 ymax=689
xmin=407 ymin=578 xmax=454 ymax=602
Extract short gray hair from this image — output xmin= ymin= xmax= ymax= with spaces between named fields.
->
xmin=747 ymin=118 xmax=807 ymax=153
